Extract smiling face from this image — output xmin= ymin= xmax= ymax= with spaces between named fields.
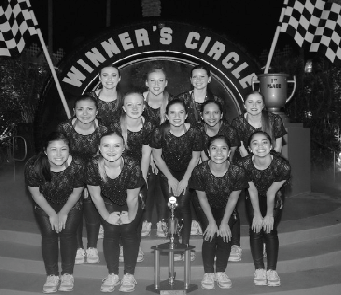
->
xmin=99 ymin=133 xmax=125 ymax=162
xmin=244 ymin=92 xmax=265 ymax=116
xmin=190 ymin=68 xmax=211 ymax=91
xmin=122 ymin=93 xmax=144 ymax=119
xmin=74 ymin=99 xmax=98 ymax=124
xmin=166 ymin=102 xmax=187 ymax=127
xmin=249 ymin=133 xmax=272 ymax=157
xmin=209 ymin=137 xmax=230 ymax=164
xmin=45 ymin=139 xmax=70 ymax=167
xmin=145 ymin=69 xmax=168 ymax=96
xmin=99 ymin=66 xmax=121 ymax=89
xmin=202 ymin=102 xmax=223 ymax=127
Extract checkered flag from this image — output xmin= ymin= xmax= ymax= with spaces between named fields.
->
xmin=0 ymin=0 xmax=37 ymax=57
xmin=281 ymin=0 xmax=341 ymax=63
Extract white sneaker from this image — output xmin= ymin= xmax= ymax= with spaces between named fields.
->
xmin=254 ymin=268 xmax=267 ymax=286
xmin=190 ymin=220 xmax=203 ymax=236
xmin=174 ymin=253 xmax=182 ymax=261
xmin=181 ymin=251 xmax=195 ymax=262
xmin=75 ymin=248 xmax=85 ymax=264
xmin=86 ymin=247 xmax=99 ymax=263
xmin=58 ymin=273 xmax=74 ymax=292
xmin=201 ymin=273 xmax=215 ymax=289
xmin=215 ymin=272 xmax=232 ymax=289
xmin=267 ymin=269 xmax=281 ymax=287
xmin=43 ymin=275 xmax=60 ymax=293
xmin=141 ymin=221 xmax=152 ymax=237
xmin=228 ymin=245 xmax=242 ymax=262
xmin=100 ymin=273 xmax=120 ymax=292
xmin=119 ymin=273 xmax=137 ymax=292
xmin=119 ymin=246 xmax=124 ymax=262
xmin=98 ymin=225 xmax=104 ymax=239
xmin=137 ymin=246 xmax=144 ymax=263
xmin=156 ymin=221 xmax=166 ymax=237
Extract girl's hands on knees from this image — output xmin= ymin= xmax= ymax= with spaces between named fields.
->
xmin=203 ymin=221 xmax=218 ymax=242
xmin=120 ymin=211 xmax=132 ymax=224
xmin=49 ymin=212 xmax=59 ymax=232
xmin=252 ymin=214 xmax=263 ymax=233
xmin=263 ymin=215 xmax=274 ymax=233
xmin=218 ymin=223 xmax=231 ymax=243
xmin=106 ymin=212 xmax=121 ymax=225
xmin=168 ymin=177 xmax=179 ymax=196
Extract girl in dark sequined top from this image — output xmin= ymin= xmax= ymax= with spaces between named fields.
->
xmin=87 ymin=64 xmax=123 ymax=126
xmin=175 ymin=64 xmax=227 ymax=126
xmin=25 ymin=132 xmax=85 ymax=293
xmin=86 ymin=131 xmax=145 ymax=292
xmin=190 ymin=135 xmax=247 ymax=289
xmin=237 ymin=131 xmax=291 ymax=287
xmin=57 ymin=94 xmax=108 ymax=265
xmin=151 ymin=99 xmax=203 ymax=260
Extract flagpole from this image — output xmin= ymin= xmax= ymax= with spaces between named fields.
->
xmin=28 ymin=1 xmax=71 ymax=119
xmin=264 ymin=0 xmax=288 ymax=74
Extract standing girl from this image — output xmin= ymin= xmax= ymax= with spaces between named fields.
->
xmin=86 ymin=131 xmax=145 ymax=292
xmin=88 ymin=64 xmax=123 ymax=126
xmin=237 ymin=131 xmax=291 ymax=287
xmin=230 ymin=90 xmax=287 ymax=262
xmin=176 ymin=64 xmax=227 ymax=126
xmin=110 ymin=91 xmax=154 ymax=262
xmin=151 ymin=98 xmax=203 ymax=261
xmin=57 ymin=95 xmax=108 ymax=265
xmin=141 ymin=66 xmax=171 ymax=237
xmin=25 ymin=132 xmax=85 ymax=293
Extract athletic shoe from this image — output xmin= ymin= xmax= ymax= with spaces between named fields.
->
xmin=43 ymin=275 xmax=60 ymax=293
xmin=228 ymin=245 xmax=242 ymax=262
xmin=174 ymin=253 xmax=182 ymax=261
xmin=178 ymin=251 xmax=195 ymax=262
xmin=156 ymin=221 xmax=166 ymax=237
xmin=100 ymin=273 xmax=120 ymax=292
xmin=119 ymin=273 xmax=137 ymax=292
xmin=86 ymin=247 xmax=99 ymax=263
xmin=58 ymin=273 xmax=74 ymax=292
xmin=190 ymin=220 xmax=203 ymax=236
xmin=267 ymin=270 xmax=281 ymax=287
xmin=75 ymin=248 xmax=85 ymax=264
xmin=137 ymin=246 xmax=144 ymax=263
xmin=263 ymin=243 xmax=267 ymax=258
xmin=98 ymin=225 xmax=104 ymax=239
xmin=254 ymin=268 xmax=267 ymax=286
xmin=119 ymin=246 xmax=124 ymax=262
xmin=215 ymin=272 xmax=232 ymax=289
xmin=201 ymin=273 xmax=215 ymax=289
xmin=141 ymin=221 xmax=152 ymax=237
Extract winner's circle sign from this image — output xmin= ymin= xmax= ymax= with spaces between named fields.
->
xmin=36 ymin=20 xmax=259 ymax=147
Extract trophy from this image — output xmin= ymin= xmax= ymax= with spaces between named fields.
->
xmin=161 ymin=196 xmax=183 ymax=249
xmin=252 ymin=73 xmax=296 ymax=119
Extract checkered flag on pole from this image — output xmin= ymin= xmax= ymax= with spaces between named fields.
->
xmin=0 ymin=0 xmax=37 ymax=57
xmin=281 ymin=0 xmax=341 ymax=63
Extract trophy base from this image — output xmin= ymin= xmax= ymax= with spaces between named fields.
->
xmin=146 ymin=280 xmax=198 ymax=294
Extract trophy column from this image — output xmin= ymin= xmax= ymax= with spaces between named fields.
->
xmin=146 ymin=197 xmax=197 ymax=294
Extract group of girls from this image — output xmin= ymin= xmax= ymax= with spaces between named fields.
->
xmin=24 ymin=62 xmax=291 ymax=294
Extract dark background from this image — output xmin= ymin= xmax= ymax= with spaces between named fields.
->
xmin=29 ymin=0 xmax=298 ymax=62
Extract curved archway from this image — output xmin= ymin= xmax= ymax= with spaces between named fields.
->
xmin=36 ymin=20 xmax=259 ymax=147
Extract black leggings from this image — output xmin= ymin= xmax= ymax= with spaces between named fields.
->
xmin=35 ymin=200 xmax=82 ymax=276
xmin=101 ymin=198 xmax=143 ymax=275
xmin=159 ymin=169 xmax=191 ymax=246
xmin=245 ymin=189 xmax=283 ymax=270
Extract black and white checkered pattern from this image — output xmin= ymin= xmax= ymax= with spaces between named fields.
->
xmin=281 ymin=0 xmax=341 ymax=64
xmin=0 ymin=0 xmax=37 ymax=57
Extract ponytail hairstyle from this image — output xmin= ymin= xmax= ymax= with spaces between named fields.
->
xmin=245 ymin=91 xmax=274 ymax=145
xmin=145 ymin=66 xmax=169 ymax=124
xmin=97 ymin=130 xmax=125 ymax=182
xmin=190 ymin=64 xmax=213 ymax=122
xmin=120 ymin=91 xmax=145 ymax=150
xmin=33 ymin=132 xmax=70 ymax=182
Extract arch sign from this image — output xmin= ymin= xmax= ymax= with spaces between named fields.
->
xmin=37 ymin=20 xmax=259 ymax=146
